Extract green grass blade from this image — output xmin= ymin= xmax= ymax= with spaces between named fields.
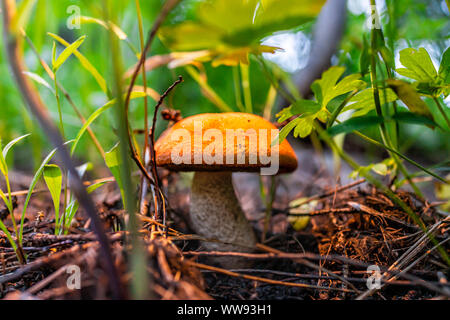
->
xmin=48 ymin=32 xmax=107 ymax=93
xmin=52 ymin=35 xmax=86 ymax=71
xmin=2 ymin=133 xmax=31 ymax=159
xmin=70 ymin=92 xmax=146 ymax=155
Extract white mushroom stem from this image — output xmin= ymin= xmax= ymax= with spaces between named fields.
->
xmin=190 ymin=171 xmax=257 ymax=253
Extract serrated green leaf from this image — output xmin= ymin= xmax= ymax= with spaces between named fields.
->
xmin=343 ymin=88 xmax=398 ymax=117
xmin=313 ymin=66 xmax=366 ymax=109
xmin=159 ymin=0 xmax=324 ymax=51
xmin=397 ymin=48 xmax=438 ymax=82
xmin=48 ymin=33 xmax=107 ymax=93
xmin=293 ymin=116 xmax=314 ymax=138
xmin=43 ymin=164 xmax=62 ymax=233
xmin=274 ymin=117 xmax=301 ymax=144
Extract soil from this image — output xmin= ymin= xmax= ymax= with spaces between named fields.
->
xmin=0 ymin=149 xmax=449 ymax=300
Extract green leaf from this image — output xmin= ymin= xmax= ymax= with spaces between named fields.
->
xmin=159 ymin=0 xmax=325 ymax=51
xmin=439 ymin=46 xmax=450 ymax=84
xmin=275 ymin=117 xmax=302 ymax=144
xmin=52 ymin=35 xmax=86 ymax=71
xmin=43 ymin=164 xmax=63 ymax=232
xmin=313 ymin=66 xmax=366 ymax=110
xmin=387 ymin=79 xmax=434 ymax=119
xmin=105 ymin=143 xmax=126 ymax=209
xmin=2 ymin=133 xmax=31 ymax=159
xmin=18 ymin=142 xmax=72 ymax=244
xmin=343 ymin=87 xmax=398 ymax=117
xmin=397 ymin=48 xmax=438 ymax=82
xmin=48 ymin=33 xmax=107 ymax=93
xmin=391 ymin=112 xmax=439 ymax=129
xmin=23 ymin=71 xmax=55 ymax=94
xmin=10 ymin=0 xmax=38 ymax=34
xmin=70 ymin=92 xmax=146 ymax=155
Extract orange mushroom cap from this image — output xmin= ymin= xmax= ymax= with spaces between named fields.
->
xmin=155 ymin=112 xmax=298 ymax=173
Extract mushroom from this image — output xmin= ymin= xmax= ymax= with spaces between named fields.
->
xmin=155 ymin=112 xmax=298 ymax=256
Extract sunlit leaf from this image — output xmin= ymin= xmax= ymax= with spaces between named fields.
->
xmin=343 ymin=88 xmax=398 ymax=117
xmin=52 ymin=35 xmax=86 ymax=71
xmin=43 ymin=164 xmax=62 ymax=232
xmin=105 ymin=143 xmax=126 ymax=209
xmin=159 ymin=0 xmax=325 ymax=65
xmin=397 ymin=48 xmax=438 ymax=82
xmin=48 ymin=33 xmax=107 ymax=93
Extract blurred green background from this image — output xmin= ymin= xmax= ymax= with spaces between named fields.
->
xmin=0 ymin=0 xmax=448 ymax=173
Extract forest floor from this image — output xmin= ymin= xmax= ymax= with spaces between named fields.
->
xmin=0 ymin=144 xmax=449 ymax=300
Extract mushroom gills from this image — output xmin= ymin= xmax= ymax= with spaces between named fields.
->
xmin=190 ymin=171 xmax=257 ymax=258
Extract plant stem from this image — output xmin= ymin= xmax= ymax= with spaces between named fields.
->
xmin=240 ymin=62 xmax=252 ymax=113
xmin=433 ymin=96 xmax=450 ymax=129
xmin=369 ymin=0 xmax=424 ymax=199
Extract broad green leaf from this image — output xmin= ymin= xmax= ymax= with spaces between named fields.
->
xmin=159 ymin=0 xmax=324 ymax=54
xmin=387 ymin=79 xmax=434 ymax=119
xmin=43 ymin=164 xmax=63 ymax=231
xmin=343 ymin=88 xmax=398 ymax=117
xmin=23 ymin=71 xmax=55 ymax=94
xmin=70 ymin=91 xmax=146 ymax=155
xmin=391 ymin=112 xmax=439 ymax=129
xmin=10 ymin=0 xmax=38 ymax=34
xmin=397 ymin=48 xmax=438 ymax=82
xmin=48 ymin=33 xmax=107 ymax=93
xmin=52 ymin=35 xmax=86 ymax=71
